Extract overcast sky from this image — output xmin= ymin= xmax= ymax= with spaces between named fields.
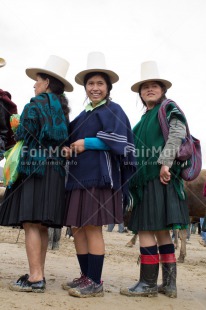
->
xmin=1 ymin=0 xmax=206 ymax=167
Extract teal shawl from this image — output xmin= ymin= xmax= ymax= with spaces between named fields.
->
xmin=130 ymin=102 xmax=186 ymax=204
xmin=16 ymin=93 xmax=69 ymax=177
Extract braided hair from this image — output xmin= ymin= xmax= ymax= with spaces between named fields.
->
xmin=38 ymin=73 xmax=70 ymax=120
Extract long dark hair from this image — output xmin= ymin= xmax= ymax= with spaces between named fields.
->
xmin=38 ymin=73 xmax=70 ymax=120
xmin=83 ymin=71 xmax=112 ymax=101
xmin=139 ymin=81 xmax=167 ymax=107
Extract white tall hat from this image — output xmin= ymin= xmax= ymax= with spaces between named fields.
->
xmin=75 ymin=51 xmax=119 ymax=85
xmin=131 ymin=61 xmax=172 ymax=93
xmin=26 ymin=55 xmax=73 ymax=92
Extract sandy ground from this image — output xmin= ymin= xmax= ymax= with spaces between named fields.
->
xmin=0 ymin=226 xmax=205 ymax=310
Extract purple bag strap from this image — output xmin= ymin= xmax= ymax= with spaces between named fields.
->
xmin=158 ymin=99 xmax=190 ymax=141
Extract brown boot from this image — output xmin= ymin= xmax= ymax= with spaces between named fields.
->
xmin=158 ymin=253 xmax=177 ymax=298
xmin=120 ymin=254 xmax=159 ymax=297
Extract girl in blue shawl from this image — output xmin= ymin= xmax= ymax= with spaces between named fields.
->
xmin=0 ymin=55 xmax=73 ymax=293
xmin=62 ymin=52 xmax=136 ymax=298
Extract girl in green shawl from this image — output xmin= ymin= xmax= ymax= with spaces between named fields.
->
xmin=120 ymin=61 xmax=190 ymax=299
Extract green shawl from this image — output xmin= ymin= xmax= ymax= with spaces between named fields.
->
xmin=16 ymin=93 xmax=69 ymax=177
xmin=130 ymin=103 xmax=186 ymax=204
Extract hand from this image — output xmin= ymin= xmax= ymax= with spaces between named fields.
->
xmin=62 ymin=146 xmax=72 ymax=159
xmin=70 ymin=139 xmax=85 ymax=154
xmin=160 ymin=165 xmax=171 ymax=185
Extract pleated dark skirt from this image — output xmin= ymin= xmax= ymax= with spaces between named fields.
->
xmin=128 ymin=178 xmax=190 ymax=233
xmin=64 ymin=188 xmax=123 ymax=227
xmin=0 ymin=165 xmax=66 ymax=228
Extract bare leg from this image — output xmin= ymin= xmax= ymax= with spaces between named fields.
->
xmin=72 ymin=227 xmax=88 ymax=254
xmin=138 ymin=231 xmax=157 ymax=247
xmin=23 ymin=223 xmax=45 ymax=282
xmin=85 ymin=226 xmax=105 ymax=254
xmin=155 ymin=230 xmax=173 ymax=246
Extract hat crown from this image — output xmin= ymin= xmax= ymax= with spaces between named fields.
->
xmin=140 ymin=61 xmax=160 ymax=80
xmin=75 ymin=51 xmax=119 ymax=85
xmin=26 ymin=55 xmax=73 ymax=92
xmin=44 ymin=55 xmax=69 ymax=79
xmin=131 ymin=60 xmax=172 ymax=93
xmin=86 ymin=52 xmax=107 ymax=70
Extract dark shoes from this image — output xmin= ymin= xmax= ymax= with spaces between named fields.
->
xmin=10 ymin=274 xmax=29 ymax=288
xmin=62 ymin=273 xmax=86 ymax=290
xmin=9 ymin=275 xmax=45 ymax=293
xmin=68 ymin=277 xmax=104 ymax=298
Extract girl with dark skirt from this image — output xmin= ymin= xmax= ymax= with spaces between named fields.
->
xmin=62 ymin=52 xmax=136 ymax=298
xmin=0 ymin=55 xmax=73 ymax=293
xmin=120 ymin=61 xmax=190 ymax=298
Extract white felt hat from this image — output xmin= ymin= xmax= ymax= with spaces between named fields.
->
xmin=131 ymin=61 xmax=172 ymax=93
xmin=75 ymin=51 xmax=119 ymax=85
xmin=26 ymin=55 xmax=73 ymax=92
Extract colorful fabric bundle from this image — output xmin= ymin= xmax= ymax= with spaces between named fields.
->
xmin=10 ymin=114 xmax=20 ymax=133
xmin=158 ymin=99 xmax=202 ymax=181
xmin=3 ymin=140 xmax=24 ymax=187
xmin=3 ymin=114 xmax=21 ymax=187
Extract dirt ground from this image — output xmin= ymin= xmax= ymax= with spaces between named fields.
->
xmin=0 ymin=226 xmax=205 ymax=310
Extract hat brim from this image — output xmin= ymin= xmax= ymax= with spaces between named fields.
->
xmin=131 ymin=78 xmax=172 ymax=93
xmin=26 ymin=68 xmax=73 ymax=92
xmin=75 ymin=69 xmax=119 ymax=85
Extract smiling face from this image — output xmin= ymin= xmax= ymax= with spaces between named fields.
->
xmin=140 ymin=81 xmax=164 ymax=109
xmin=85 ymin=74 xmax=108 ymax=106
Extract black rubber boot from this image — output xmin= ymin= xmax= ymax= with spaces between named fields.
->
xmin=120 ymin=254 xmax=159 ymax=297
xmin=158 ymin=254 xmax=177 ymax=298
